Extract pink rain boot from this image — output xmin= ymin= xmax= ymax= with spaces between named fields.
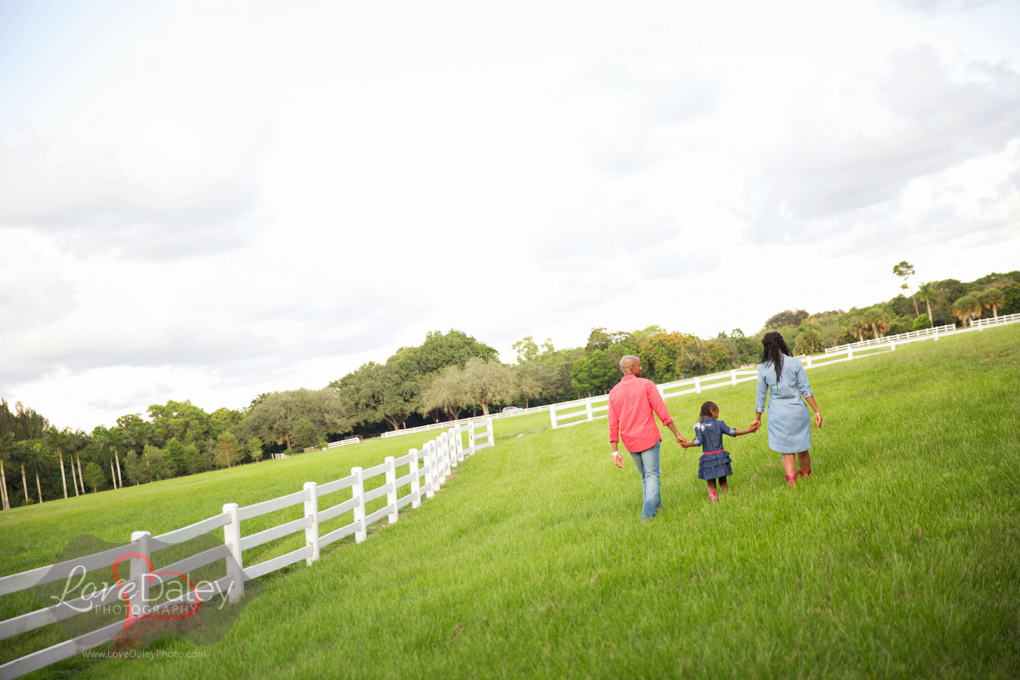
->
xmin=708 ymin=488 xmax=718 ymax=502
xmin=785 ymin=475 xmax=797 ymax=487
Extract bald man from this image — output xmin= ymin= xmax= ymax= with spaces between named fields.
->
xmin=608 ymin=355 xmax=686 ymax=520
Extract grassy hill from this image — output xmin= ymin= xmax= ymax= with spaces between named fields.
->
xmin=3 ymin=324 xmax=1019 ymax=679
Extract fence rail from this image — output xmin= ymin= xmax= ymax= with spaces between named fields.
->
xmin=825 ymin=324 xmax=954 ymax=353
xmin=0 ymin=418 xmax=495 ymax=680
xmin=549 ymin=314 xmax=1020 ymax=429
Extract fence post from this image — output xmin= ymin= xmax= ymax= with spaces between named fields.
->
xmin=303 ymin=482 xmax=319 ymax=566
xmin=129 ymin=531 xmax=150 ymax=620
xmin=695 ymin=377 xmax=702 ymax=394
xmin=455 ymin=424 xmax=465 ymax=462
xmin=585 ymin=397 xmax=594 ymax=422
xmin=222 ymin=502 xmax=245 ymax=602
xmin=351 ymin=467 xmax=367 ymax=543
xmin=806 ymin=356 xmax=813 ymax=368
xmin=978 ymin=318 xmax=984 ymax=331
xmin=448 ymin=429 xmax=458 ymax=469
xmin=437 ymin=436 xmax=448 ymax=485
xmin=468 ymin=422 xmax=477 ymax=454
xmin=445 ymin=432 xmax=454 ymax=477
xmin=730 ymin=369 xmax=737 ymax=385
xmin=550 ymin=404 xmax=559 ymax=429
xmin=848 ymin=347 xmax=854 ymax=359
xmin=425 ymin=443 xmax=436 ymax=498
xmin=385 ymin=456 xmax=398 ymax=524
xmin=486 ymin=417 xmax=494 ymax=448
xmin=409 ymin=448 xmax=421 ymax=509
xmin=890 ymin=342 xmax=896 ymax=351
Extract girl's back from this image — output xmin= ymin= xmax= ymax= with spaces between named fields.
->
xmin=693 ymin=417 xmax=736 ymax=452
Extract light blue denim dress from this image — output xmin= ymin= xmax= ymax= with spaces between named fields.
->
xmin=755 ymin=355 xmax=814 ymax=454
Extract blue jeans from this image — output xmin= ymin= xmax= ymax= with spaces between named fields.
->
xmin=629 ymin=441 xmax=662 ymax=519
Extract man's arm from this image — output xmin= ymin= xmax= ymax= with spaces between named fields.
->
xmin=608 ymin=394 xmax=624 ymax=468
xmin=647 ymin=382 xmax=687 ymax=446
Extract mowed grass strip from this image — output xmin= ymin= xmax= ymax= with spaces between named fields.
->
xmin=5 ymin=325 xmax=1020 ymax=679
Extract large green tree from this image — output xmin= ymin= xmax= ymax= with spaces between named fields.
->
xmin=419 ymin=366 xmax=469 ymax=421
xmin=331 ymin=362 xmax=418 ymax=431
xmin=764 ymin=310 xmax=809 ymax=331
xmin=389 ymin=330 xmax=499 ymax=378
xmin=83 ymin=462 xmax=107 ymax=493
xmin=459 ymin=358 xmax=518 ymax=416
xmin=147 ymin=400 xmax=213 ymax=445
xmin=237 ymin=388 xmax=352 ymax=448
xmin=571 ymin=350 xmax=619 ymax=397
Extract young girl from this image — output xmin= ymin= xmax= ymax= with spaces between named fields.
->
xmin=681 ymin=401 xmax=759 ymax=501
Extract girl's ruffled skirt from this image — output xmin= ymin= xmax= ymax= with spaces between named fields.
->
xmin=697 ymin=450 xmax=733 ymax=480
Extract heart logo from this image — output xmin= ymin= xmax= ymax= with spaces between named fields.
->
xmin=112 ymin=552 xmax=202 ymax=629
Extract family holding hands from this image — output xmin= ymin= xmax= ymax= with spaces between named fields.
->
xmin=608 ymin=332 xmax=823 ymax=519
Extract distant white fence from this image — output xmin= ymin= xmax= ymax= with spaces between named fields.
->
xmin=326 ymin=437 xmax=361 ymax=449
xmin=825 ymin=324 xmax=954 ymax=353
xmin=549 ymin=314 xmax=1020 ymax=429
xmin=381 ymin=405 xmax=551 ymax=439
xmin=0 ymin=419 xmax=495 ymax=680
xmin=550 ymin=367 xmax=760 ymax=429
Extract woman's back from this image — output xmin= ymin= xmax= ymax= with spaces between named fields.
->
xmin=758 ymin=355 xmax=811 ymax=401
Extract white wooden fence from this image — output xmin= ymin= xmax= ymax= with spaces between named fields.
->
xmin=825 ymin=324 xmax=954 ymax=353
xmin=0 ymin=419 xmax=494 ymax=680
xmin=326 ymin=437 xmax=361 ymax=449
xmin=549 ymin=314 xmax=1020 ymax=429
xmin=549 ymin=367 xmax=761 ymax=429
xmin=380 ymin=407 xmax=546 ymax=439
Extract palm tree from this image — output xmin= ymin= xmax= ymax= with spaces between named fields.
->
xmin=102 ymin=428 xmax=126 ymax=489
xmin=0 ymin=432 xmax=14 ymax=511
xmin=71 ymin=430 xmax=89 ymax=495
xmin=861 ymin=308 xmax=891 ymax=339
xmin=952 ymin=295 xmax=981 ymax=327
xmin=43 ymin=427 xmax=71 ymax=499
xmin=20 ymin=442 xmax=48 ymax=504
xmin=977 ymin=288 xmax=1005 ymax=321
xmin=916 ymin=282 xmax=940 ymax=322
xmin=843 ymin=315 xmax=867 ymax=343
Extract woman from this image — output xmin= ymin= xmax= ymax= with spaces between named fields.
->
xmin=752 ymin=332 xmax=823 ymax=486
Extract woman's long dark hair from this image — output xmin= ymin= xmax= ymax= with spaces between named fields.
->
xmin=760 ymin=332 xmax=791 ymax=384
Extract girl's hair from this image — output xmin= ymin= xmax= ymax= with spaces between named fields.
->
xmin=760 ymin=332 xmax=791 ymax=384
xmin=698 ymin=401 xmax=719 ymax=422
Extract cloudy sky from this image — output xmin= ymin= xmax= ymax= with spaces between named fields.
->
xmin=2 ymin=0 xmax=1019 ymax=431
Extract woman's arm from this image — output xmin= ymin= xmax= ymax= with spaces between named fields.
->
xmin=754 ymin=369 xmax=768 ymax=423
xmin=805 ymin=395 xmax=823 ymax=429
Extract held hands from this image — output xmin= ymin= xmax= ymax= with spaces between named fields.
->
xmin=612 ymin=452 xmax=624 ymax=469
xmin=674 ymin=432 xmax=688 ymax=447
xmin=748 ymin=420 xmax=761 ymax=433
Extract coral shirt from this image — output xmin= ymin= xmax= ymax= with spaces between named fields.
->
xmin=607 ymin=375 xmax=674 ymax=453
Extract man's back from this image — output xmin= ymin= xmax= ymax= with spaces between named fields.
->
xmin=608 ymin=375 xmax=673 ymax=453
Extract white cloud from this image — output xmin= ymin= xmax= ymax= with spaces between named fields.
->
xmin=1 ymin=0 xmax=1018 ymax=430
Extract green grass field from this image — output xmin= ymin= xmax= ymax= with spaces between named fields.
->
xmin=2 ymin=325 xmax=1019 ymax=679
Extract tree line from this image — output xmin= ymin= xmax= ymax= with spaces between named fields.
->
xmin=1 ymin=267 xmax=1016 ymax=507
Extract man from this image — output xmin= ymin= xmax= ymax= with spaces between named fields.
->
xmin=608 ymin=355 xmax=686 ymax=520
